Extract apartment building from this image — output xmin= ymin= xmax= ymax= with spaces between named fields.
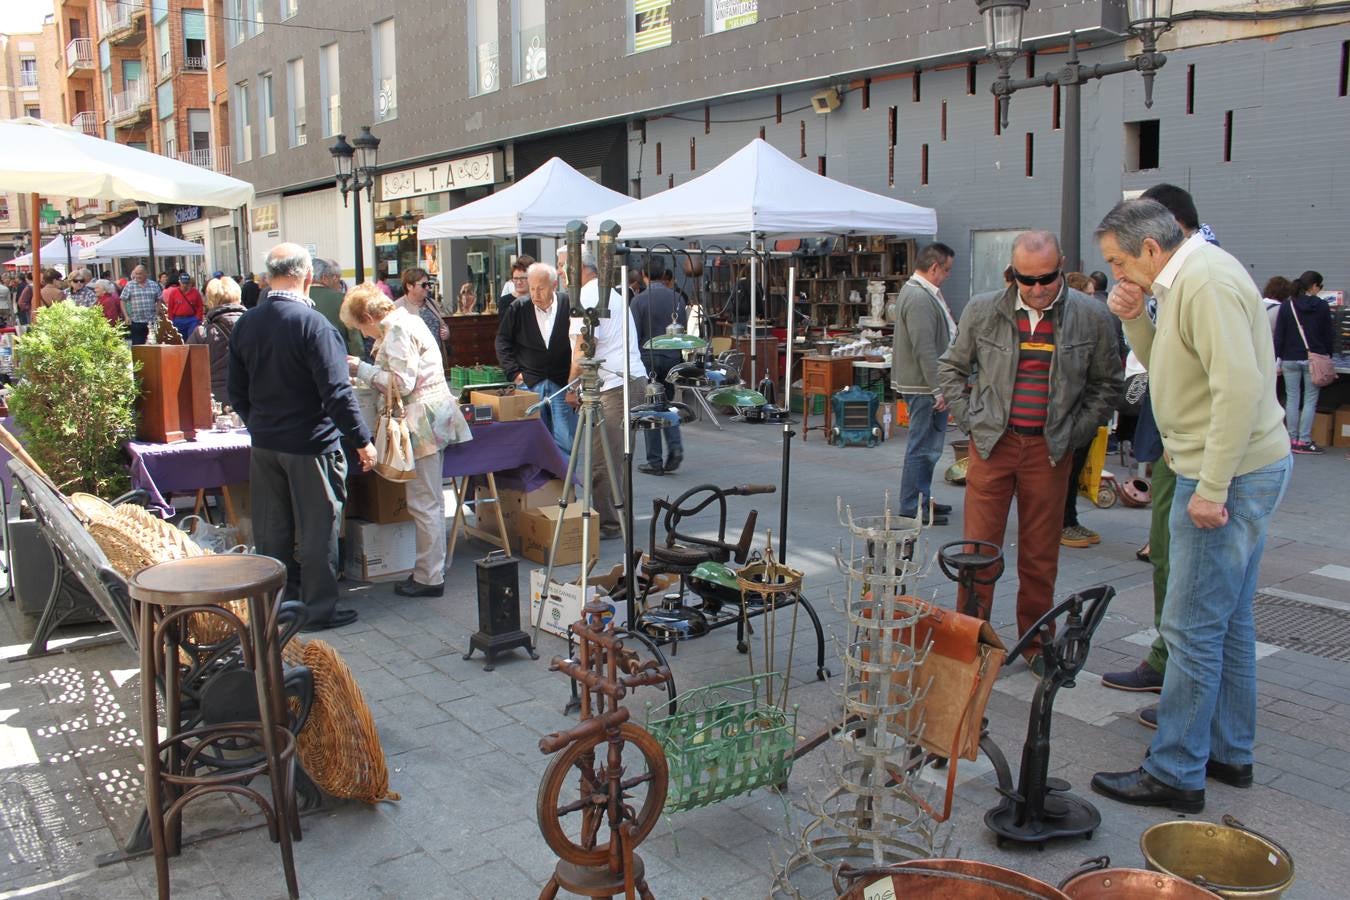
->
xmin=223 ymin=1 xmax=1350 ymax=302
xmin=0 ymin=22 xmax=63 ymax=256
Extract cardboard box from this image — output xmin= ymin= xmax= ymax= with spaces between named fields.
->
xmin=518 ymin=503 xmax=599 ymax=567
xmin=1334 ymin=406 xmax=1350 ymax=448
xmin=476 ymin=478 xmax=567 ymax=540
xmin=345 ymin=518 xmax=416 ymax=581
xmin=470 ymin=387 xmax=540 ymax=422
xmin=348 ymin=470 xmax=412 ymax=524
xmin=1312 ymin=411 xmax=1334 ymax=449
xmin=529 ymin=568 xmax=627 ymax=639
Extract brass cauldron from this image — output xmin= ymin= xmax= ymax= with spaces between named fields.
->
xmin=1141 ymin=815 xmax=1294 ymax=899
xmin=835 ymin=859 xmax=1068 ymax=899
xmin=1060 ymin=856 xmax=1219 ymax=899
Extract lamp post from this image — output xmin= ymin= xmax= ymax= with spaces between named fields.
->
xmin=330 ymin=125 xmax=381 ymax=284
xmin=11 ymin=234 xmax=30 ymax=270
xmin=56 ymin=215 xmax=79 ymax=274
xmin=975 ymin=0 xmax=1173 ymax=270
xmin=136 ymin=201 xmax=161 ymax=280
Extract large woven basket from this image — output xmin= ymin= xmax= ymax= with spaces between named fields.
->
xmin=292 ymin=639 xmax=399 ymax=804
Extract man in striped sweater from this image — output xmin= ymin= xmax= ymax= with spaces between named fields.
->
xmin=938 ymin=231 xmax=1122 ymax=672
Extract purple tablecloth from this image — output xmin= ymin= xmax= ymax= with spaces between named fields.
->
xmin=127 ymin=417 xmax=569 ymax=516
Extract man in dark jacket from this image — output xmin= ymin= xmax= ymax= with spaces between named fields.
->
xmin=938 ymin=231 xmax=1122 ymax=668
xmin=891 ymin=242 xmax=956 ymax=523
xmin=228 ymin=244 xmax=376 ymax=631
xmin=631 ymin=261 xmax=687 ymax=475
xmin=239 ymin=273 xmax=260 ymax=309
xmin=496 ymin=261 xmax=576 ymax=455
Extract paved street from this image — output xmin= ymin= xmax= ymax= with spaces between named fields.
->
xmin=2 ymin=415 xmax=1348 ymax=899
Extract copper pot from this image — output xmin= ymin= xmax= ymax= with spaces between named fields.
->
xmin=835 ymin=859 xmax=1068 ymax=900
xmin=1141 ymin=816 xmax=1294 ymax=899
xmin=1060 ymin=856 xmax=1219 ymax=899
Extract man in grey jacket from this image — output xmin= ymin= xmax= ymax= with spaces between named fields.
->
xmin=938 ymin=231 xmax=1121 ymax=669
xmin=891 ymin=242 xmax=957 ymax=524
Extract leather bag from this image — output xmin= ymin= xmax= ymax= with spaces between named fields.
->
xmin=373 ymin=377 xmax=416 ymax=483
xmin=1290 ymin=304 xmax=1337 ymax=388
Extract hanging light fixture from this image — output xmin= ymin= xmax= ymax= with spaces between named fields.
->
xmin=643 ymin=320 xmax=708 ymax=351
xmin=975 ymin=0 xmax=1030 ymax=61
xmin=707 ymin=385 xmax=768 ymax=408
xmin=629 ymin=380 xmax=697 ymax=431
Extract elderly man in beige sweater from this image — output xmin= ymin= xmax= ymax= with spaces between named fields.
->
xmin=1089 ymin=199 xmax=1290 ymax=814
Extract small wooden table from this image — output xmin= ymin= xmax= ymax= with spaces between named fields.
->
xmin=801 ymin=355 xmax=857 ymax=443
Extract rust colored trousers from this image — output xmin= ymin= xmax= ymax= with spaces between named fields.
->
xmin=962 ymin=431 xmax=1072 ymax=655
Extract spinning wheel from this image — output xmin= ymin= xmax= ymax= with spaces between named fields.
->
xmin=536 ymin=722 xmax=667 ymax=867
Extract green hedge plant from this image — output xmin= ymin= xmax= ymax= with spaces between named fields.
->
xmin=11 ymin=303 xmax=138 ymax=497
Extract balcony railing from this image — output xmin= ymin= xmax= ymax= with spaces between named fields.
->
xmin=184 ymin=55 xmax=206 ymax=71
xmin=20 ymin=70 xmax=38 ymax=88
xmin=100 ymin=0 xmax=144 ymax=38
xmin=110 ymin=80 xmax=150 ymax=122
xmin=72 ymin=111 xmax=99 ymax=136
xmin=65 ymin=38 xmax=94 ymax=70
xmin=176 ymin=146 xmax=231 ymax=176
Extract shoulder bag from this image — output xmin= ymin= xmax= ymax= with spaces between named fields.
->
xmin=1290 ymin=304 xmax=1337 ymax=388
xmin=373 ymin=375 xmax=417 ymax=482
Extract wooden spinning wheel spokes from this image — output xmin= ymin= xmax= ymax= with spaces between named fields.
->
xmin=536 ymin=723 xmax=668 ymax=868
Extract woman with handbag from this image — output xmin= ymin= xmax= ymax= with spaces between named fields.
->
xmin=1273 ymin=270 xmax=1335 ymax=454
xmin=341 ymin=283 xmax=471 ymax=597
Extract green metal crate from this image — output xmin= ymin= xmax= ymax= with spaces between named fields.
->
xmin=646 ymin=674 xmax=798 ymax=813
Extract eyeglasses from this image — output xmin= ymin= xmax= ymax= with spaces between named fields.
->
xmin=1012 ymin=268 xmax=1061 ymax=287
xmin=70 ymin=278 xmax=86 ymax=284
xmin=416 ymin=281 xmax=432 ymax=289
xmin=511 ymin=274 xmax=529 ymax=281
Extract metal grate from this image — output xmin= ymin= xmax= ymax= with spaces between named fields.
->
xmin=1253 ymin=593 xmax=1350 ymax=662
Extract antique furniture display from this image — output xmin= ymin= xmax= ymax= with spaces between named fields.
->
xmin=799 ymin=355 xmax=854 ymax=442
xmin=464 ymin=550 xmax=538 ymax=671
xmin=132 ymin=344 xmax=213 ymax=444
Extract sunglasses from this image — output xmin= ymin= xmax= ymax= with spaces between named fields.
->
xmin=70 ymin=278 xmax=86 ymax=284
xmin=416 ymin=281 xmax=432 ymax=289
xmin=1012 ymin=268 xmax=1061 ymax=287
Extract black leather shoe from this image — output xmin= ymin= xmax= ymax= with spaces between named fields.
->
xmin=301 ymin=608 xmax=358 ymax=632
xmin=1090 ymin=767 xmax=1204 ymax=813
xmin=1206 ymin=760 xmax=1254 ymax=788
xmin=932 ymin=502 xmax=953 ymax=515
xmin=899 ymin=511 xmax=948 ymax=526
xmin=638 ymin=463 xmax=665 ymax=476
xmin=664 ymin=454 xmax=683 ymax=473
xmin=394 ymin=578 xmax=444 ymax=598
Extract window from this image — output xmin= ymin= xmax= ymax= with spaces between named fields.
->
xmin=24 ymin=104 xmax=40 ymax=119
xmin=258 ymin=72 xmax=275 ymax=155
xmin=156 ymin=80 xmax=174 ymax=114
xmin=162 ymin=116 xmax=176 ymax=159
xmin=1124 ymin=119 xmax=1160 ymax=171
xmin=156 ymin=19 xmax=171 ymax=70
xmin=1223 ymin=110 xmax=1233 ymax=163
xmin=373 ymin=18 xmax=397 ymax=119
xmin=0 ymin=197 xmax=9 ymax=222
xmin=287 ymin=58 xmax=306 ymax=147
xmin=228 ymin=0 xmax=260 ymax=46
xmin=152 ymin=0 xmax=168 ymax=22
xmin=1024 ymin=132 xmax=1034 ymax=177
xmin=235 ymin=81 xmax=252 ymax=163
xmin=705 ymin=0 xmax=756 ymax=34
xmin=19 ymin=57 xmax=37 ymax=87
xmin=183 ymin=10 xmax=207 ymax=70
xmin=513 ymin=0 xmax=546 ymax=84
xmin=468 ymin=1 xmax=498 ymax=95
xmin=629 ymin=1 xmax=671 ymax=53
xmin=282 ymin=0 xmax=298 ymax=18
xmin=188 ymin=109 xmax=211 ymax=152
xmin=319 ymin=42 xmax=340 ymax=136
xmin=99 ymin=39 xmax=110 ymax=69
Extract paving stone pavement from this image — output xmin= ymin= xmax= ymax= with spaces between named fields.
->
xmin=2 ymin=418 xmax=1348 ymax=899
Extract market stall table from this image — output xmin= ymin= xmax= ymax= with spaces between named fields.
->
xmin=126 ymin=427 xmax=251 ymax=518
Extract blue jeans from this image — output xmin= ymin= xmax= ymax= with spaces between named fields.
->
xmin=898 ymin=393 xmax=948 ymax=516
xmin=533 ymin=378 xmax=577 ymax=457
xmin=1143 ymin=455 xmax=1290 ymax=790
xmin=1280 ymin=360 xmax=1319 ymax=444
xmin=644 ymin=380 xmax=684 ymax=466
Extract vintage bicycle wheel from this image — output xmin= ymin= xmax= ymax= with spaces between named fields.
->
xmin=536 ymin=722 xmax=668 ymax=867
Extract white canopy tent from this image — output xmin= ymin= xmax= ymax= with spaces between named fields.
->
xmin=6 ymin=233 xmax=109 ymax=268
xmin=0 ymin=117 xmax=255 ymax=208
xmin=81 ymin=218 xmax=206 ymax=260
xmin=418 ymin=157 xmax=630 ymax=242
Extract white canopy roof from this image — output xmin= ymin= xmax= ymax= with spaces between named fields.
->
xmin=6 ymin=233 xmax=109 ymax=267
xmin=418 ymin=157 xmax=630 ymax=240
xmin=81 ymin=218 xmax=205 ymax=260
xmin=588 ymin=138 xmax=937 ymax=239
xmin=0 ymin=117 xmax=254 ymax=208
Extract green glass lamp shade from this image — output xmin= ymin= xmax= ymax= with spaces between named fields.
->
xmin=707 ymin=386 xmax=767 ymax=407
xmin=643 ymin=322 xmax=708 ymax=351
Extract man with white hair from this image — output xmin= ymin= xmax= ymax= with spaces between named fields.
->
xmin=310 ymin=257 xmax=364 ymax=357
xmin=495 ymin=261 xmax=576 ymax=454
xmin=228 ymin=243 xmax=376 ymax=631
xmin=119 ymin=264 xmax=162 ymax=345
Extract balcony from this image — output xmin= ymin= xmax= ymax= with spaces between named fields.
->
xmin=71 ymin=111 xmax=99 ymax=135
xmin=110 ymin=80 xmax=150 ymax=124
xmin=19 ymin=70 xmax=38 ymax=88
xmin=184 ymin=55 xmax=207 ymax=72
xmin=176 ymin=146 xmax=231 ymax=176
xmin=65 ymin=38 xmax=94 ymax=70
xmin=101 ymin=0 xmax=146 ymax=45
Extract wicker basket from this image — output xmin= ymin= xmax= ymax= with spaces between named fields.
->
xmin=292 ymin=639 xmax=399 ymax=804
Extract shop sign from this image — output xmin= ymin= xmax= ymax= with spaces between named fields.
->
xmin=381 ymin=152 xmax=501 ymax=201
xmin=250 ymin=203 xmax=279 ymax=235
xmin=711 ymin=0 xmax=757 ymax=33
xmin=633 ymin=0 xmax=672 ymax=52
xmin=175 ymin=206 xmax=201 ymax=224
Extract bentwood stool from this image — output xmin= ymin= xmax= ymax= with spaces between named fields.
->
xmin=128 ymin=554 xmax=301 ymax=900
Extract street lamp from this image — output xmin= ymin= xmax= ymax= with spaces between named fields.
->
xmin=136 ymin=201 xmax=161 ymax=280
xmin=56 ymin=215 xmax=79 ymax=274
xmin=330 ymin=125 xmax=381 ymax=283
xmin=11 ymin=233 xmax=30 ymax=269
xmin=975 ymin=0 xmax=1173 ymax=269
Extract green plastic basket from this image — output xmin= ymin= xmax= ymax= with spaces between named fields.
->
xmin=449 ymin=365 xmax=506 ymax=392
xmin=646 ymin=674 xmax=798 ymax=813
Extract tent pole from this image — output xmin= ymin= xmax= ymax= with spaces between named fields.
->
xmin=779 ymin=266 xmax=796 ymax=561
xmin=749 ymin=233 xmax=758 ymax=389
xmin=30 ymin=195 xmax=41 ymax=277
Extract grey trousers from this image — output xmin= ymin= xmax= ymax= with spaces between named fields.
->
xmin=590 ymin=380 xmax=642 ymax=531
xmin=250 ymin=446 xmax=348 ymax=625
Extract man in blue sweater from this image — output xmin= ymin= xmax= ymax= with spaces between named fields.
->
xmin=229 ymin=243 xmax=376 ymax=631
